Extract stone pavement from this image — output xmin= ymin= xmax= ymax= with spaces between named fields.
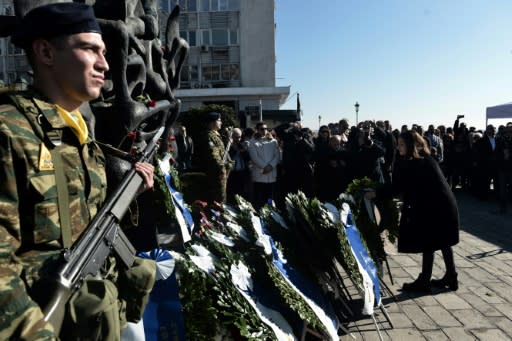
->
xmin=339 ymin=191 xmax=512 ymax=341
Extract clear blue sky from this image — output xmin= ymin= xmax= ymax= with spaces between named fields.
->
xmin=275 ymin=0 xmax=512 ymax=131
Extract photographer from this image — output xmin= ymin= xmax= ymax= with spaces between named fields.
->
xmin=350 ymin=124 xmax=385 ymax=184
xmin=274 ymin=122 xmax=315 ymax=198
xmin=495 ymin=124 xmax=512 ymax=213
xmin=452 ymin=114 xmax=472 ymax=190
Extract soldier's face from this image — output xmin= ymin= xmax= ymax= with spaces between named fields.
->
xmin=51 ymin=32 xmax=109 ymax=109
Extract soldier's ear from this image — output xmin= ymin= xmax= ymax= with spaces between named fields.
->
xmin=32 ymin=39 xmax=57 ymax=66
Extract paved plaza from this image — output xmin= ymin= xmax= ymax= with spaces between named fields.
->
xmin=340 ymin=191 xmax=512 ymax=341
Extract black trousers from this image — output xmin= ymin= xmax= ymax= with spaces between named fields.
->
xmin=422 ymin=247 xmax=456 ymax=279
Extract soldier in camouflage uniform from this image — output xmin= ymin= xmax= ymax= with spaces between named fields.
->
xmin=0 ymin=3 xmax=155 ymax=340
xmin=194 ymin=111 xmax=233 ymax=203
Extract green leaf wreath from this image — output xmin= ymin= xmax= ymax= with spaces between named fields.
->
xmin=337 ymin=177 xmax=400 ymax=266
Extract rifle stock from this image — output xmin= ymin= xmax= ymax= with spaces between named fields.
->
xmin=42 ymin=126 xmax=165 ymax=332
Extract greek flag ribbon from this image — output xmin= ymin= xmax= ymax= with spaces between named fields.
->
xmin=261 ymin=220 xmax=340 ymax=341
xmin=158 ymin=157 xmax=193 ymax=242
xmin=342 ymin=204 xmax=381 ymax=315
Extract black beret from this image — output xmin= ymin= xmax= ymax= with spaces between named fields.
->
xmin=206 ymin=111 xmax=221 ymax=122
xmin=11 ymin=3 xmax=101 ymax=48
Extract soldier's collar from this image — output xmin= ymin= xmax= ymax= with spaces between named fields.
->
xmin=32 ymin=98 xmax=68 ymax=129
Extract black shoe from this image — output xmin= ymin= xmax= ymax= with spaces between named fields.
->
xmin=431 ymin=273 xmax=458 ymax=291
xmin=402 ymin=274 xmax=431 ymax=293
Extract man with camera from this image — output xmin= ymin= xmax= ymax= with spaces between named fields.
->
xmin=495 ymin=124 xmax=512 ymax=213
xmin=351 ymin=121 xmax=386 ymax=184
xmin=452 ymin=114 xmax=472 ymax=190
xmin=473 ymin=124 xmax=497 ymax=201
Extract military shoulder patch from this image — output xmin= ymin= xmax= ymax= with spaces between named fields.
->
xmin=38 ymin=143 xmax=54 ymax=171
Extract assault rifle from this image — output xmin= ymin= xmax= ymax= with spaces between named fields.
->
xmin=42 ymin=126 xmax=165 ymax=333
xmin=222 ymin=126 xmax=233 ymax=164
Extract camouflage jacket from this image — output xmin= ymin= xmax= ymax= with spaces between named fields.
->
xmin=0 ymin=92 xmax=107 ymax=339
xmin=195 ymin=129 xmax=229 ymax=176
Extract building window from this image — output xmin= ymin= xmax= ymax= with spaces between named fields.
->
xmin=188 ymin=31 xmax=197 ymax=46
xmin=201 ymin=63 xmax=239 ymax=82
xmin=221 ymin=64 xmax=230 ymax=80
xmin=202 ymin=65 xmax=212 ymax=81
xmin=188 ymin=0 xmax=197 ymax=11
xmin=230 ymin=64 xmax=239 ymax=80
xmin=197 ymin=0 xmax=238 ymax=12
xmin=210 ymin=0 xmax=219 ymax=11
xmin=212 ymin=29 xmax=228 ymax=46
xmin=228 ymin=0 xmax=240 ymax=11
xmin=180 ymin=65 xmax=199 ymax=83
xmin=159 ymin=0 xmax=178 ymax=11
xmin=180 ymin=30 xmax=197 ymax=46
xmin=201 ymin=30 xmax=211 ymax=45
xmin=175 ymin=0 xmax=197 ymax=12
xmin=7 ymin=39 xmax=23 ymax=55
xmin=229 ymin=30 xmax=238 ymax=45
xmin=190 ymin=65 xmax=199 ymax=81
xmin=211 ymin=65 xmax=220 ymax=80
xmin=199 ymin=0 xmax=210 ymax=11
xmin=218 ymin=0 xmax=228 ymax=11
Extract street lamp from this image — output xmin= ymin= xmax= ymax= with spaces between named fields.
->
xmin=318 ymin=115 xmax=321 ymax=128
xmin=354 ymin=102 xmax=360 ymax=125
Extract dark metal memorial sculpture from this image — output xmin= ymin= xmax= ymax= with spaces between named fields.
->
xmin=3 ymin=0 xmax=189 ymax=250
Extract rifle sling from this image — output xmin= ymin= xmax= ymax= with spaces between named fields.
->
xmin=50 ymin=144 xmax=72 ymax=248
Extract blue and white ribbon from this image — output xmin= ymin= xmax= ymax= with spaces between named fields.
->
xmin=137 ymin=249 xmax=186 ymax=341
xmin=158 ymin=157 xmax=193 ymax=242
xmin=261 ymin=219 xmax=340 ymax=341
xmin=340 ymin=203 xmax=381 ymax=315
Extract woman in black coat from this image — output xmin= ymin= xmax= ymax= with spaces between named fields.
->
xmin=393 ymin=131 xmax=460 ymax=292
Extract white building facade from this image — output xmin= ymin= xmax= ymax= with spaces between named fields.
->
xmin=159 ymin=0 xmax=292 ymax=126
xmin=0 ymin=1 xmax=293 ymax=125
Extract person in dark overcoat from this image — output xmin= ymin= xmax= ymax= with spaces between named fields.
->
xmin=392 ymin=131 xmax=460 ymax=292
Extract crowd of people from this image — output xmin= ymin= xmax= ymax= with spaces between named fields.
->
xmin=174 ymin=115 xmax=512 ymax=215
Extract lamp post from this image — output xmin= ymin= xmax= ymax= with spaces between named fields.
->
xmin=354 ymin=102 xmax=360 ymax=125
xmin=318 ymin=115 xmax=321 ymax=129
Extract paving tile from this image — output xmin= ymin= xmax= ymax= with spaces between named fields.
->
xmin=482 ymin=282 xmax=512 ymax=303
xmin=493 ymin=303 xmax=512 ymax=320
xmin=458 ymin=293 xmax=503 ymax=317
xmin=400 ymin=305 xmax=437 ymax=330
xmin=413 ymin=295 xmax=440 ymax=307
xmin=451 ymin=309 xmax=494 ymax=329
xmin=385 ymin=328 xmax=426 ymax=341
xmin=386 ymin=312 xmax=414 ymax=328
xmin=469 ymin=328 xmax=510 ymax=341
xmin=466 ymin=285 xmax=506 ymax=304
xmin=480 ymin=255 xmax=512 ymax=274
xmin=463 ymin=267 xmax=502 ymax=283
xmin=423 ymin=306 xmax=462 ymax=327
xmin=453 ymin=256 xmax=474 ymax=269
xmin=423 ymin=330 xmax=449 ymax=341
xmin=385 ymin=267 xmax=409 ymax=278
xmin=491 ymin=317 xmax=512 ymax=336
xmin=434 ymin=293 xmax=472 ymax=310
xmin=442 ymin=327 xmax=477 ymax=340
xmin=392 ymin=255 xmax=419 ymax=267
